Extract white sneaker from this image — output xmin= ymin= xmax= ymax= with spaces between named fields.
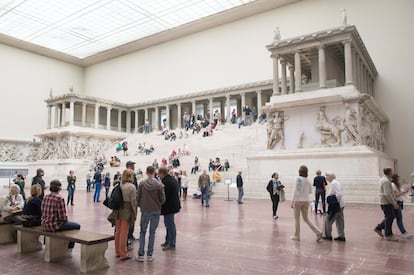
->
xmin=402 ymin=232 xmax=413 ymax=239
xmin=147 ymin=255 xmax=154 ymax=261
xmin=290 ymin=236 xmax=300 ymax=241
xmin=135 ymin=255 xmax=145 ymax=262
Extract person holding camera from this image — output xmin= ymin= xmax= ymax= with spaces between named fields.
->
xmin=266 ymin=172 xmax=284 ymax=219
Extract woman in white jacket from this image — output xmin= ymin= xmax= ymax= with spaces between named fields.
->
xmin=1 ymin=184 xmax=24 ymax=221
xmin=290 ymin=165 xmax=322 ymax=241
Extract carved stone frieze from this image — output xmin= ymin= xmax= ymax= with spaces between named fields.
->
xmin=315 ymin=106 xmax=344 ymax=147
xmin=266 ymin=111 xmax=285 ymax=150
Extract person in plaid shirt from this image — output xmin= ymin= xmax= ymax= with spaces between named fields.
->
xmin=41 ymin=180 xmax=80 ymax=249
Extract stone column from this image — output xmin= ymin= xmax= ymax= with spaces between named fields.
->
xmin=191 ymin=100 xmax=196 ymax=115
xmin=144 ymin=108 xmax=148 ymax=120
xmin=54 ymin=105 xmax=59 ymax=128
xmin=226 ymin=94 xmax=231 ymax=122
xmin=343 ymin=40 xmax=353 ymax=85
xmin=241 ymin=93 xmax=246 ymax=120
xmin=69 ymin=101 xmax=75 ymax=126
xmin=209 ymin=98 xmax=213 ymax=121
xmin=135 ymin=109 xmax=139 ymax=132
xmin=81 ymin=102 xmax=87 ymax=127
xmin=106 ymin=106 xmax=111 ymax=130
xmin=94 ymin=104 xmax=99 ymax=129
xmin=294 ymin=52 xmax=302 ymax=92
xmin=154 ymin=106 xmax=159 ymax=131
xmin=177 ymin=103 xmax=182 ymax=129
xmin=256 ymin=90 xmax=262 ymax=116
xmin=117 ymin=110 xmax=122 ymax=131
xmin=61 ymin=102 xmax=66 ymax=127
xmin=126 ymin=111 xmax=131 ymax=133
xmin=318 ymin=45 xmax=327 ymax=88
xmin=165 ymin=105 xmax=170 ymax=129
xmin=281 ymin=59 xmax=288 ymax=94
xmin=272 ymin=55 xmax=280 ymax=95
xmin=288 ymin=65 xmax=295 ymax=93
xmin=47 ymin=106 xmax=52 ymax=129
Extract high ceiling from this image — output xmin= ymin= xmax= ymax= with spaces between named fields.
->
xmin=0 ymin=0 xmax=257 ymax=59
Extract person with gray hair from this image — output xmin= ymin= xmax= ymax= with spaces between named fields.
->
xmin=322 ymin=172 xmax=346 ymax=241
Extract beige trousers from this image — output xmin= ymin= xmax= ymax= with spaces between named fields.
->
xmin=294 ymin=201 xmax=321 ymax=238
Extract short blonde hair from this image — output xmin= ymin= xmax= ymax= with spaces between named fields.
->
xmin=325 ymin=171 xmax=336 ymax=179
xmin=121 ymin=169 xmax=135 ymax=184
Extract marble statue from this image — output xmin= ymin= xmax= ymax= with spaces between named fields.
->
xmin=340 ymin=8 xmax=347 ymax=26
xmin=267 ymin=111 xmax=285 ymax=150
xmin=344 ymin=104 xmax=360 ymax=145
xmin=272 ymin=27 xmax=281 ymax=44
xmin=315 ymin=106 xmax=343 ymax=146
xmin=297 ymin=132 xmax=305 ymax=149
xmin=359 ymin=105 xmax=385 ymax=151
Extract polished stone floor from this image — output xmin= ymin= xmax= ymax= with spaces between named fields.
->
xmin=1 ymin=190 xmax=413 ymax=275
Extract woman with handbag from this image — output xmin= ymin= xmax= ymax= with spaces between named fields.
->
xmin=391 ymin=173 xmax=412 ymax=239
xmin=266 ymin=172 xmax=284 ymax=219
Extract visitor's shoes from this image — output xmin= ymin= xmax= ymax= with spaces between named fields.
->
xmin=135 ymin=255 xmax=145 ymax=262
xmin=273 ymin=216 xmax=279 ymax=220
xmin=120 ymin=255 xmax=132 ymax=261
xmin=162 ymin=245 xmax=176 ymax=251
xmin=384 ymin=235 xmax=399 ymax=242
xmin=322 ymin=212 xmax=327 ymax=216
xmin=316 ymin=232 xmax=323 ymax=242
xmin=206 ymin=205 xmax=210 ymax=207
xmin=402 ymin=232 xmax=412 ymax=239
xmin=374 ymin=228 xmax=384 ymax=238
xmin=71 ymin=203 xmax=75 ymax=206
xmin=127 ymin=245 xmax=133 ymax=251
xmin=290 ymin=236 xmax=300 ymax=241
xmin=334 ymin=237 xmax=346 ymax=242
xmin=322 ymin=236 xmax=333 ymax=241
xmin=147 ymin=255 xmax=154 ymax=261
xmin=160 ymin=243 xmax=168 ymax=248
xmin=238 ymin=201 xmax=244 ymax=204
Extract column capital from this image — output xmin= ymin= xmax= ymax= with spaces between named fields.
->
xmin=318 ymin=43 xmax=326 ymax=49
xmin=280 ymin=59 xmax=287 ymax=65
xmin=342 ymin=39 xmax=352 ymax=46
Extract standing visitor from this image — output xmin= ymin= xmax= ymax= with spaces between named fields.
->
xmin=266 ymin=172 xmax=282 ymax=219
xmin=93 ymin=167 xmax=103 ymax=202
xmin=290 ymin=165 xmax=322 ymax=241
xmin=136 ymin=166 xmax=166 ymax=262
xmin=374 ymin=168 xmax=399 ymax=241
xmin=126 ymin=160 xmax=138 ymax=250
xmin=32 ymin=168 xmax=46 ymax=199
xmin=322 ymin=172 xmax=346 ymax=241
xmin=108 ymin=169 xmax=137 ymax=261
xmin=66 ymin=170 xmax=76 ymax=206
xmin=198 ymin=170 xmax=211 ymax=207
xmin=104 ymin=172 xmax=111 ymax=200
xmin=181 ymin=170 xmax=189 ymax=201
xmin=391 ymin=173 xmax=412 ymax=239
xmin=86 ymin=169 xmax=93 ymax=192
xmin=313 ymin=170 xmax=327 ymax=215
xmin=159 ymin=167 xmax=181 ymax=251
xmin=236 ymin=171 xmax=244 ymax=204
xmin=14 ymin=174 xmax=26 ymax=202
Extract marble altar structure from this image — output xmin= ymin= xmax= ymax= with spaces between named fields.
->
xmin=247 ymin=25 xmax=395 ymax=203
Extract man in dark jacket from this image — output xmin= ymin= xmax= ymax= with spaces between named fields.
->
xmin=236 ymin=171 xmax=244 ymax=204
xmin=159 ymin=167 xmax=180 ymax=250
xmin=32 ymin=168 xmax=46 ymax=199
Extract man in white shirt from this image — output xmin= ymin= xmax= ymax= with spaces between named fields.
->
xmin=322 ymin=172 xmax=346 ymax=241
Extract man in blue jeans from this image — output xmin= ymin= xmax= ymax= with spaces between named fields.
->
xmin=136 ymin=166 xmax=165 ymax=262
xmin=236 ymin=171 xmax=244 ymax=204
xmin=374 ymin=168 xmax=399 ymax=241
xmin=313 ymin=170 xmax=327 ymax=215
xmin=198 ymin=169 xmax=211 ymax=207
xmin=159 ymin=167 xmax=181 ymax=251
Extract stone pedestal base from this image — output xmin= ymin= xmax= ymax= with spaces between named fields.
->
xmin=247 ymin=146 xmax=395 ymax=203
xmin=17 ymin=231 xmax=42 ymax=253
xmin=0 ymin=223 xmax=15 ymax=244
xmin=44 ymin=236 xmax=71 ymax=262
xmin=80 ymin=242 xmax=109 ymax=273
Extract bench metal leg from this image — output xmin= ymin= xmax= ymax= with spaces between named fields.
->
xmin=80 ymin=242 xmax=109 ymax=273
xmin=0 ymin=224 xmax=15 ymax=244
xmin=17 ymin=231 xmax=42 ymax=253
xmin=44 ymin=236 xmax=71 ymax=262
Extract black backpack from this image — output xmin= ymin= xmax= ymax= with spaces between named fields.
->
xmin=105 ymin=184 xmax=124 ymax=210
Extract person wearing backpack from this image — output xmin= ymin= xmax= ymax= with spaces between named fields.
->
xmin=108 ymin=169 xmax=137 ymax=261
xmin=135 ymin=166 xmax=166 ymax=262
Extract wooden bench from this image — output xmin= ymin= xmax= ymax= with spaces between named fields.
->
xmin=14 ymin=225 xmax=114 ymax=273
xmin=0 ymin=217 xmax=15 ymax=244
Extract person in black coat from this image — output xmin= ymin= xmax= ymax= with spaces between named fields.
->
xmin=236 ymin=171 xmax=244 ymax=204
xmin=32 ymin=168 xmax=46 ymax=199
xmin=266 ymin=172 xmax=283 ymax=219
xmin=159 ymin=167 xmax=181 ymax=250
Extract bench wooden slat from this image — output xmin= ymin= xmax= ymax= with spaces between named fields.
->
xmin=14 ymin=225 xmax=114 ymax=245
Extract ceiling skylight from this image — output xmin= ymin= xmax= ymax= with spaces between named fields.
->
xmin=0 ymin=0 xmax=256 ymax=58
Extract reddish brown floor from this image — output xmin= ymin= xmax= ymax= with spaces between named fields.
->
xmin=1 ymin=190 xmax=413 ymax=275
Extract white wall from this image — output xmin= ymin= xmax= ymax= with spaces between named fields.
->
xmin=0 ymin=44 xmax=84 ymax=138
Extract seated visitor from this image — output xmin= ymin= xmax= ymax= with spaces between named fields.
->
xmin=208 ymin=158 xmax=214 ymax=171
xmin=192 ymin=122 xmax=201 ymax=134
xmin=237 ymin=116 xmax=245 ymax=129
xmin=169 ymin=131 xmax=177 ymax=141
xmin=203 ymin=126 xmax=213 ymax=137
xmin=214 ymin=157 xmax=222 ymax=171
xmin=41 ymin=180 xmax=81 ymax=250
xmin=191 ymin=156 xmax=200 ymax=174
xmin=224 ymin=159 xmax=230 ymax=171
xmin=160 ymin=127 xmax=169 ymax=136
xmin=116 ymin=143 xmax=123 ymax=152
xmin=210 ymin=169 xmax=221 ymax=190
xmin=259 ymin=112 xmax=267 ymax=124
xmin=231 ymin=109 xmax=237 ymax=124
xmin=1 ymin=184 xmax=25 ymax=222
xmin=21 ymin=184 xmax=42 ymax=226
